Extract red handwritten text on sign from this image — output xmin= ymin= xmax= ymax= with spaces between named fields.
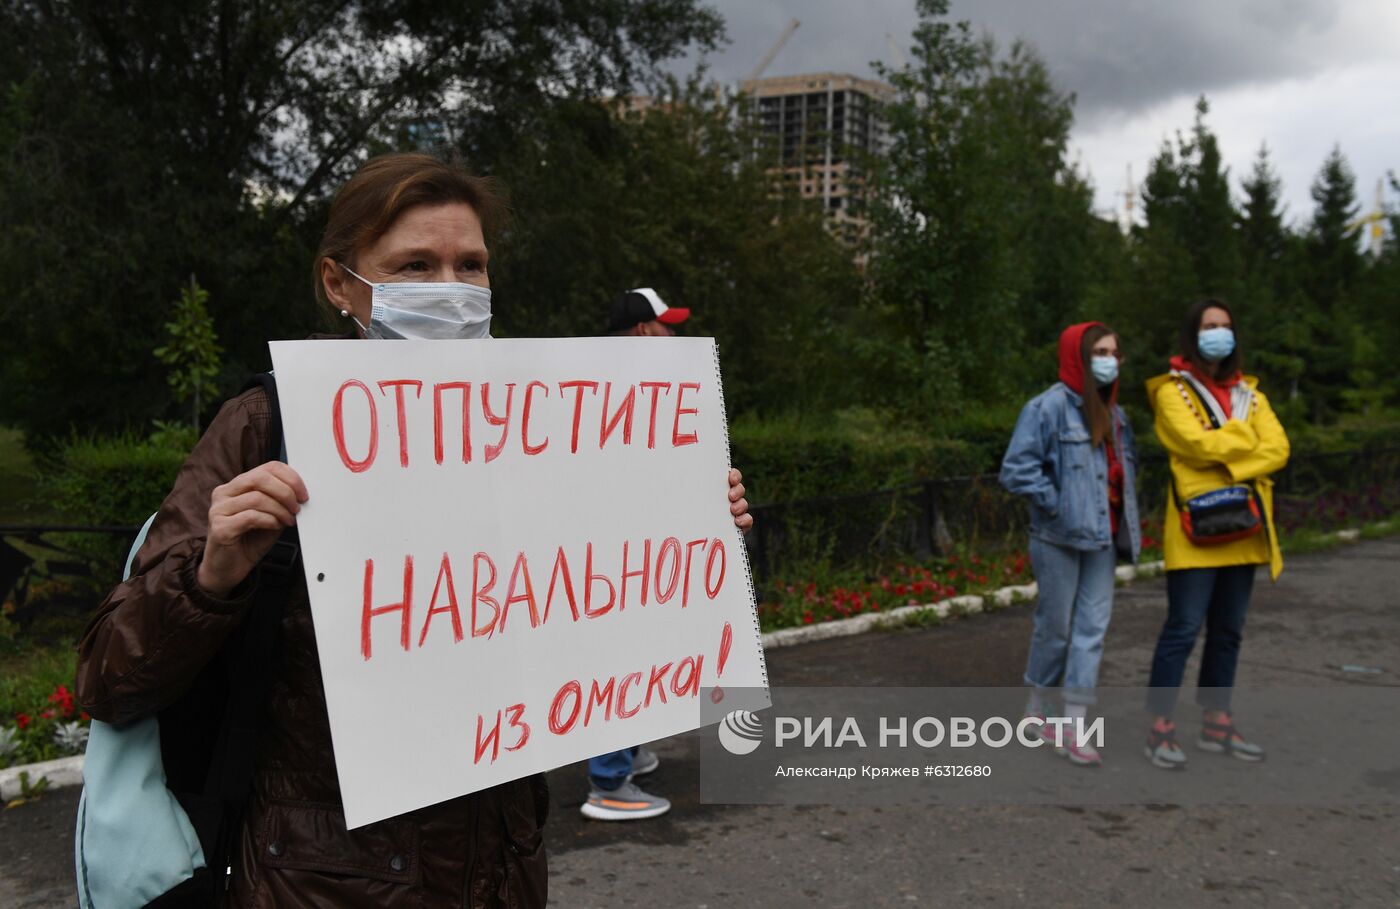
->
xmin=332 ymin=378 xmax=703 ymax=472
xmin=359 ymin=536 xmax=728 ymax=661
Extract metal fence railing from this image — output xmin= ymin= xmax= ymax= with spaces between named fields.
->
xmin=744 ymin=473 xmax=1020 ymax=583
xmin=0 ymin=524 xmax=141 ymax=629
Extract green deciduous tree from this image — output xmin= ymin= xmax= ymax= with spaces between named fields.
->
xmin=154 ymin=276 xmax=223 ymax=429
xmin=3 ymin=0 xmax=1397 ymax=477
xmin=979 ymin=42 xmax=1100 ymax=373
xmin=488 ymin=81 xmax=862 ymax=417
xmin=0 ymin=0 xmax=722 ymax=442
xmin=865 ymin=0 xmax=1092 ymax=417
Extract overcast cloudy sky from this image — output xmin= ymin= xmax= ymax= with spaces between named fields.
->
xmin=678 ymin=0 xmax=1399 ymax=228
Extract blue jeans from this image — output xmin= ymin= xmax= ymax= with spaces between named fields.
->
xmin=588 ymin=747 xmax=638 ymax=791
xmin=1024 ymin=538 xmax=1116 ymax=705
xmin=1146 ymin=565 xmax=1257 ymax=717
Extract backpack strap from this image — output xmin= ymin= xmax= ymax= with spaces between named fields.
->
xmin=1171 ymin=369 xmax=1225 ymax=430
xmin=195 ymin=373 xmax=300 ymax=881
xmin=122 ymin=513 xmax=159 ymax=582
xmin=244 ymin=372 xmax=287 ymax=464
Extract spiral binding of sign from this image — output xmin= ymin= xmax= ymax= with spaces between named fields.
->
xmin=711 ymin=340 xmax=770 ymax=694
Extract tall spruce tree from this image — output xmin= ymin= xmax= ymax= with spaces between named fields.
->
xmin=1303 ymin=146 xmax=1363 ymax=415
xmin=1122 ymin=138 xmax=1196 ymax=365
xmin=1122 ymin=99 xmax=1243 ymax=380
xmin=1239 ymin=145 xmax=1288 ymax=276
xmin=1344 ymin=171 xmax=1400 ymax=412
xmin=1305 ymin=146 xmax=1363 ymax=309
xmin=1181 ymin=98 xmax=1243 ymax=300
xmin=1237 ymin=145 xmax=1306 ymax=407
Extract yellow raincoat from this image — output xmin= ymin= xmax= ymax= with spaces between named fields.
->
xmin=1146 ymin=372 xmax=1291 ymax=580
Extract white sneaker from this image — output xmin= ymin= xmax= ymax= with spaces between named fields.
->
xmin=580 ymin=781 xmax=671 ymax=821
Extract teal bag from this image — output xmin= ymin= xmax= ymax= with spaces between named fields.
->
xmin=76 ymin=512 xmax=206 ymax=909
xmin=74 ymin=374 xmax=297 ymax=907
xmin=75 ymin=721 xmax=207 ymax=908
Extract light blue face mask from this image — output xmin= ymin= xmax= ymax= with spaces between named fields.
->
xmin=1091 ymin=355 xmax=1119 ymax=387
xmin=342 ymin=265 xmax=492 ymax=340
xmin=1198 ymin=327 xmax=1235 ymax=362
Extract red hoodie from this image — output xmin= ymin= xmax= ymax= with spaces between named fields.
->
xmin=1058 ymin=322 xmax=1124 ymax=533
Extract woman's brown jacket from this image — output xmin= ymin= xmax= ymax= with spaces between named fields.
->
xmin=76 ymin=385 xmax=549 ymax=907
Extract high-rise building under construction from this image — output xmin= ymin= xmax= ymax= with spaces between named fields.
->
xmin=740 ymin=72 xmax=893 ymax=237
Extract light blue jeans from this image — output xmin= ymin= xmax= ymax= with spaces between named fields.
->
xmin=1024 ymin=537 xmax=1116 ymax=705
xmin=588 ymin=747 xmax=638 ymax=791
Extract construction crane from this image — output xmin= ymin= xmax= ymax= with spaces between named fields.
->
xmin=1349 ymin=178 xmax=1387 ymax=257
xmin=745 ymin=18 xmax=800 ymax=85
xmin=885 ymin=33 xmax=907 ymax=68
xmin=1116 ymin=163 xmax=1137 ymax=235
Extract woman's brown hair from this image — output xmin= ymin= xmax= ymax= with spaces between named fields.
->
xmin=1080 ymin=324 xmax=1118 ymax=450
xmin=313 ymin=152 xmax=510 ymax=317
xmin=1180 ymin=297 xmax=1242 ymax=381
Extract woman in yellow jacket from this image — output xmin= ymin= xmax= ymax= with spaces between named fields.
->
xmin=1144 ymin=299 xmax=1290 ymax=769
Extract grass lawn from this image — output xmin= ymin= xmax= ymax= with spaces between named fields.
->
xmin=2 ymin=425 xmax=81 ymax=738
xmin=0 ymin=639 xmax=76 ymax=721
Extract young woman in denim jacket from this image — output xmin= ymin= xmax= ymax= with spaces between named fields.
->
xmin=1000 ymin=322 xmax=1140 ymax=766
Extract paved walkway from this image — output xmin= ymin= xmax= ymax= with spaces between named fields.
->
xmin=4 ymin=539 xmax=1398 ymax=907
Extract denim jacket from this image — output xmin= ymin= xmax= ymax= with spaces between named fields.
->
xmin=999 ymin=382 xmax=1141 ymax=559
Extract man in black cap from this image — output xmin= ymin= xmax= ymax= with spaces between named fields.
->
xmin=605 ymin=287 xmax=691 ymax=337
xmin=581 ymin=287 xmax=691 ymax=820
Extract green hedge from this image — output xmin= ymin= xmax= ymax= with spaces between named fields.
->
xmin=730 ymin=405 xmax=1400 ymax=515
xmin=34 ymin=423 xmax=197 ymax=578
xmin=730 ymin=408 xmax=990 ymax=505
xmin=1131 ymin=407 xmax=1400 ymax=458
xmin=1284 ymin=412 xmax=1400 ymax=454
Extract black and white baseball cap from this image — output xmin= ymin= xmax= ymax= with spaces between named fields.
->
xmin=606 ymin=287 xmax=690 ymax=332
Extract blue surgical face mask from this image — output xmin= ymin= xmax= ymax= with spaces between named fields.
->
xmin=1091 ymin=355 xmax=1119 ymax=387
xmin=342 ymin=265 xmax=492 ymax=340
xmin=1198 ymin=327 xmax=1235 ymax=362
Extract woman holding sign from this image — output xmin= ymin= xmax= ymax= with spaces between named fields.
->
xmin=77 ymin=152 xmax=753 ymax=907
xmin=1142 ymin=300 xmax=1289 ymax=770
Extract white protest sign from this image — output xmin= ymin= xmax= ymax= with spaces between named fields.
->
xmin=269 ymin=338 xmax=770 ymax=828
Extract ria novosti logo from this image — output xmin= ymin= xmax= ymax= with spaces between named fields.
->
xmin=717 ymin=710 xmax=1103 ymax=755
xmin=717 ymin=709 xmax=765 ymax=755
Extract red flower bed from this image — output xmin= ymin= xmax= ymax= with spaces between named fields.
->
xmin=758 ymin=551 xmax=1034 ymax=631
xmin=2 ymin=682 xmax=89 ymax=769
xmin=1139 ymin=516 xmax=1164 ymax=560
